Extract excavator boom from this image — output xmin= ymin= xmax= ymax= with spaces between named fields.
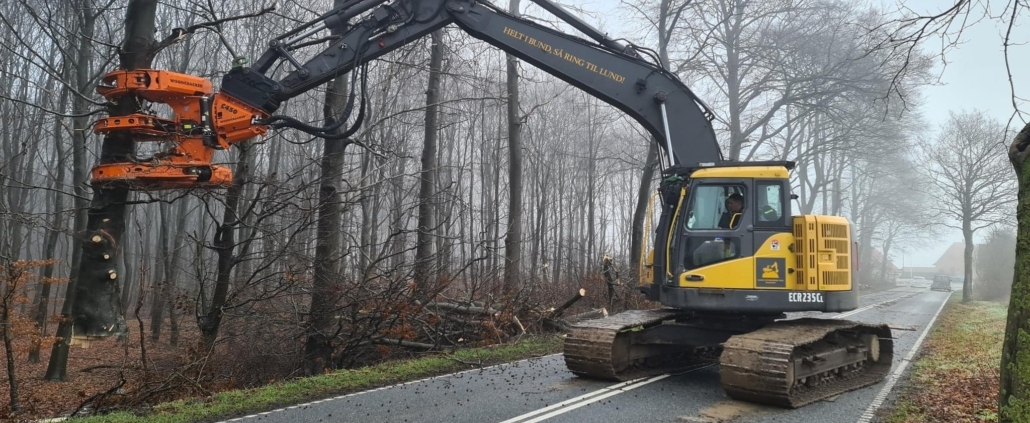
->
xmin=90 ymin=0 xmax=721 ymax=190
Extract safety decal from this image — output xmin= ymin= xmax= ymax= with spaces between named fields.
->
xmin=755 ymin=258 xmax=786 ymax=288
xmin=770 ymin=239 xmax=780 ymax=251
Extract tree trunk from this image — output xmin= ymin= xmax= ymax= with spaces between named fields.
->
xmin=3 ymin=288 xmax=19 ymax=412
xmin=629 ymin=143 xmax=658 ymax=279
xmin=200 ymin=142 xmax=254 ymax=348
xmin=304 ymin=4 xmax=351 ymax=373
xmin=119 ymin=219 xmax=135 ymax=316
xmin=151 ymin=203 xmax=171 ymax=342
xmin=963 ymin=222 xmax=974 ymax=303
xmin=29 ymin=64 xmax=71 ymax=363
xmin=503 ymin=0 xmax=524 ymax=295
xmin=165 ymin=201 xmax=187 ymax=346
xmin=67 ymin=0 xmax=162 ymax=341
xmin=413 ymin=30 xmax=444 ymax=298
xmin=1000 ymin=123 xmax=1030 ymax=422
xmin=586 ymin=100 xmax=597 ymax=271
xmin=46 ymin=0 xmax=101 ymax=381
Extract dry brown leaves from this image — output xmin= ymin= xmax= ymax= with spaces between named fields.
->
xmin=885 ymin=300 xmax=1006 ymax=423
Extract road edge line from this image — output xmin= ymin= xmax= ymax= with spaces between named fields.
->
xmin=855 ymin=293 xmax=951 ymax=423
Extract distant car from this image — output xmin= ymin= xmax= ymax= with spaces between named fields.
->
xmin=911 ymin=276 xmax=930 ymax=288
xmin=931 ymin=275 xmax=952 ymax=292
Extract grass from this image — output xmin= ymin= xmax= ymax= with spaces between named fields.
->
xmin=880 ymin=293 xmax=1006 ymax=423
xmin=67 ymin=335 xmax=563 ymax=423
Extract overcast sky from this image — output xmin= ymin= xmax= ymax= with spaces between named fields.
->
xmin=524 ymin=0 xmax=1029 ymax=267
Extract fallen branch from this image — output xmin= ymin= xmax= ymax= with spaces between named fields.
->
xmin=449 ymin=357 xmax=483 ymax=367
xmin=511 ymin=314 xmax=526 ymax=338
xmin=549 ymin=288 xmax=586 ymax=319
xmin=71 ymin=372 xmax=126 ymax=416
xmin=426 ymin=301 xmax=499 ymax=317
xmin=80 ymin=364 xmax=132 ymax=373
xmin=373 ymin=338 xmax=437 ymax=350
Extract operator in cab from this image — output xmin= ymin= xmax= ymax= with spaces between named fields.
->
xmin=718 ymin=193 xmax=744 ymax=229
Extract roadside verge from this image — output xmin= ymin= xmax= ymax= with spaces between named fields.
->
xmin=877 ymin=294 xmax=1006 ymax=422
xmin=64 ymin=335 xmax=563 ymax=423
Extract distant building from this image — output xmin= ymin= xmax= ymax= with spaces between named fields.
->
xmin=933 ymin=242 xmax=965 ymax=277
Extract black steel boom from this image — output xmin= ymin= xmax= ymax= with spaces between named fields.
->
xmin=221 ymin=0 xmax=722 ymax=166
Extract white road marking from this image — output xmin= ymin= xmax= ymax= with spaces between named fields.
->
xmin=517 ymin=374 xmax=671 ymax=423
xmin=855 ymin=292 xmax=951 ymax=423
xmin=496 ymin=375 xmax=664 ymax=423
xmin=499 ymin=364 xmax=715 ymax=423
xmin=219 ymin=353 xmax=562 ymax=422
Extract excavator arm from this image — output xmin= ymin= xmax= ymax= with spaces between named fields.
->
xmin=91 ymin=0 xmax=721 ymax=189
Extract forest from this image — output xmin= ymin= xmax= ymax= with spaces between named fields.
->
xmin=0 ymin=0 xmax=1023 ymax=420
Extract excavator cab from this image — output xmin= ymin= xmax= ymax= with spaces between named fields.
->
xmin=640 ymin=161 xmax=858 ymax=313
xmin=675 ymin=164 xmax=793 ymax=287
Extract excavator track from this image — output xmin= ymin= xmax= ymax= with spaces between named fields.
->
xmin=563 ymin=308 xmax=699 ymax=381
xmin=720 ymin=318 xmax=893 ymax=408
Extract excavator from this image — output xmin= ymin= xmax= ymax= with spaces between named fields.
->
xmin=90 ymin=0 xmax=892 ymax=408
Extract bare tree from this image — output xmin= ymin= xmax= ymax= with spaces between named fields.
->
xmin=46 ymin=0 xmax=119 ymax=382
xmin=1006 ymin=123 xmax=1030 ymax=422
xmin=924 ymin=110 xmax=1015 ymax=302
xmin=413 ymin=29 xmax=445 ymax=298
xmin=624 ymin=0 xmax=685 ymax=280
xmin=503 ymin=0 xmax=524 ymax=296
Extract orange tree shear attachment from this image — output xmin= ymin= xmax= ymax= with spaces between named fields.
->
xmin=91 ymin=69 xmax=268 ymax=190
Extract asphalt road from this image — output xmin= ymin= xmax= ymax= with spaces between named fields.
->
xmin=222 ymin=285 xmax=953 ymax=423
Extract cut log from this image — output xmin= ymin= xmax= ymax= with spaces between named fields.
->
xmin=373 ymin=338 xmax=437 ymax=350
xmin=426 ymin=302 xmax=499 ymax=317
xmin=549 ymin=288 xmax=586 ymax=319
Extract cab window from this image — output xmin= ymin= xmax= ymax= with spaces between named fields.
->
xmin=755 ymin=181 xmax=785 ymax=227
xmin=685 ymin=184 xmax=746 ymax=230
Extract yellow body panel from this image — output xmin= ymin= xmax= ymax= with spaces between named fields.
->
xmin=640 ymin=249 xmax=654 ymax=287
xmin=678 ymin=256 xmax=757 ymax=289
xmin=690 ymin=166 xmax=790 ymax=179
xmin=638 ymin=192 xmax=660 ymax=287
xmin=792 ymin=215 xmax=853 ymax=291
xmin=679 ymin=234 xmax=798 ymax=289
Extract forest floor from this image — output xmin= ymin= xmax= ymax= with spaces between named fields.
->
xmin=877 ymin=294 xmax=1006 ymax=423
xmin=0 ymin=321 xmax=562 ymax=423
xmin=0 ymin=322 xmax=189 ymax=422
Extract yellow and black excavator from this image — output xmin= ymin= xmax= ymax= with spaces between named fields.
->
xmin=90 ymin=0 xmax=891 ymax=408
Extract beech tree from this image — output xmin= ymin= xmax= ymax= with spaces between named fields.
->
xmin=923 ymin=110 xmax=1015 ymax=303
xmin=503 ymin=0 xmax=524 ymax=296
